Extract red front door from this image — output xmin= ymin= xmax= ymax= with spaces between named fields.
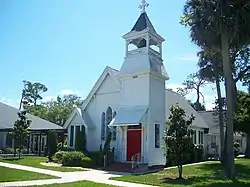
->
xmin=126 ymin=130 xmax=141 ymax=161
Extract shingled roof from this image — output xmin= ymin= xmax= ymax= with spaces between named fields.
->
xmin=131 ymin=12 xmax=157 ymax=33
xmin=0 ymin=102 xmax=63 ymax=131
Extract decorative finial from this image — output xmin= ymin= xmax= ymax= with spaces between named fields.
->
xmin=139 ymin=0 xmax=149 ymax=13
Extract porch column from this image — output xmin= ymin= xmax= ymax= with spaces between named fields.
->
xmin=44 ymin=131 xmax=49 ymax=157
xmin=38 ymin=133 xmax=42 ymax=156
xmin=27 ymin=135 xmax=30 ymax=154
xmin=30 ymin=134 xmax=33 ymax=153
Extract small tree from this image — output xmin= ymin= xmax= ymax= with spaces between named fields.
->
xmin=10 ymin=110 xmax=31 ymax=159
xmin=103 ymin=131 xmax=112 ymax=155
xmin=75 ymin=129 xmax=86 ymax=152
xmin=47 ymin=130 xmax=58 ymax=162
xmin=164 ymin=104 xmax=195 ymax=179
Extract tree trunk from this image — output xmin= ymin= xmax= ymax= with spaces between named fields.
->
xmin=177 ymin=163 xmax=183 ymax=179
xmin=214 ymin=71 xmax=224 ymax=162
xmin=196 ymin=87 xmax=200 ymax=104
xmin=245 ymin=133 xmax=250 ymax=158
xmin=232 ymin=80 xmax=237 ymax=113
xmin=221 ymin=32 xmax=235 ymax=179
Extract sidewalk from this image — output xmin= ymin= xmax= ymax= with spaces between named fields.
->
xmin=0 ymin=162 xmax=158 ymax=187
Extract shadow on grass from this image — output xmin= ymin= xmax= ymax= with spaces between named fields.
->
xmin=160 ymin=160 xmax=250 ymax=187
xmin=1 ymin=157 xmax=24 ymax=161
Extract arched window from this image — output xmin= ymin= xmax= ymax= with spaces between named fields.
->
xmin=112 ymin=111 xmax=117 ymax=140
xmin=106 ymin=107 xmax=112 ymax=137
xmin=101 ymin=112 xmax=105 ymax=140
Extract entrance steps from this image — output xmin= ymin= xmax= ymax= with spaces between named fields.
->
xmin=104 ymin=162 xmax=149 ymax=173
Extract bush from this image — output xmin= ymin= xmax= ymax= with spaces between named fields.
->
xmin=191 ymin=144 xmax=204 ymax=162
xmin=234 ymin=142 xmax=240 ymax=157
xmin=54 ymin=151 xmax=67 ymax=163
xmin=81 ymin=156 xmax=94 ymax=168
xmin=166 ymin=144 xmax=204 ymax=167
xmin=62 ymin=151 xmax=86 ymax=166
xmin=4 ymin=147 xmax=14 ymax=154
xmin=21 ymin=148 xmax=28 ymax=154
xmin=87 ymin=151 xmax=104 ymax=167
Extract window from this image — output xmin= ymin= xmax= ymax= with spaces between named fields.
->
xmin=198 ymin=131 xmax=204 ymax=144
xmin=106 ymin=107 xmax=112 ymax=137
xmin=101 ymin=112 xmax=105 ymax=140
xmin=155 ymin=124 xmax=160 ymax=148
xmin=112 ymin=111 xmax=117 ymax=141
xmin=6 ymin=133 xmax=13 ymax=148
xmin=70 ymin=125 xmax=74 ymax=146
xmin=81 ymin=125 xmax=85 ymax=136
xmin=193 ymin=130 xmax=197 ymax=144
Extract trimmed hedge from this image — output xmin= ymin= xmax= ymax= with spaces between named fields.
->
xmin=54 ymin=151 xmax=67 ymax=163
xmin=62 ymin=151 xmax=85 ymax=166
xmin=56 ymin=150 xmax=114 ymax=168
xmin=3 ymin=147 xmax=14 ymax=154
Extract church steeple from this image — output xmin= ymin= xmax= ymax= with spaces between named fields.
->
xmin=120 ymin=0 xmax=169 ymax=80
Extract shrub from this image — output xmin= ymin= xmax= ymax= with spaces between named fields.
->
xmin=62 ymin=151 xmax=85 ymax=166
xmin=87 ymin=151 xmax=104 ymax=167
xmin=234 ymin=142 xmax=240 ymax=157
xmin=195 ymin=144 xmax=204 ymax=161
xmin=54 ymin=151 xmax=67 ymax=163
xmin=81 ymin=156 xmax=94 ymax=168
xmin=21 ymin=148 xmax=28 ymax=154
xmin=4 ymin=147 xmax=14 ymax=154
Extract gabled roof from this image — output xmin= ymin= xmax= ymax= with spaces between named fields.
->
xmin=0 ymin=102 xmax=62 ymax=131
xmin=63 ymin=107 xmax=95 ymax=129
xmin=165 ymin=89 xmax=209 ymax=129
xmin=131 ymin=13 xmax=156 ymax=33
xmin=81 ymin=66 xmax=121 ymax=111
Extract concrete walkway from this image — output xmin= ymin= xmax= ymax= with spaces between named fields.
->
xmin=0 ymin=162 xmax=158 ymax=187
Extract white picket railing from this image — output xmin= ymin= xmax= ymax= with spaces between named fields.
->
xmin=131 ymin=152 xmax=141 ymax=171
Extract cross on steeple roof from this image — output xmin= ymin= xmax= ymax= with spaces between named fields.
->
xmin=139 ymin=0 xmax=149 ymax=13
xmin=131 ymin=1 xmax=156 ymax=33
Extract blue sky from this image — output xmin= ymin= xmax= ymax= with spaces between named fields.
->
xmin=0 ymin=0 xmax=244 ymax=109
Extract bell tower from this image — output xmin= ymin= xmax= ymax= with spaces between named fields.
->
xmin=119 ymin=0 xmax=169 ymax=166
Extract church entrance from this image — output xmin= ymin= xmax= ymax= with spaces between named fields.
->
xmin=126 ymin=125 xmax=142 ymax=161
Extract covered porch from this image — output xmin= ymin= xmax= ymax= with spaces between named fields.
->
xmin=109 ymin=105 xmax=148 ymax=164
xmin=0 ymin=128 xmax=65 ymax=156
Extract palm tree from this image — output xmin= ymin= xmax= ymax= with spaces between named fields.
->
xmin=198 ymin=48 xmax=225 ymax=161
xmin=181 ymin=0 xmax=250 ymax=178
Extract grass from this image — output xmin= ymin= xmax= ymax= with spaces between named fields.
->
xmin=0 ymin=156 xmax=84 ymax=172
xmin=112 ymin=158 xmax=250 ymax=187
xmin=0 ymin=166 xmax=56 ymax=182
xmin=31 ymin=181 xmax=115 ymax=187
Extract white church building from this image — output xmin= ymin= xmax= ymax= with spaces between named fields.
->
xmin=64 ymin=1 xmax=209 ymax=167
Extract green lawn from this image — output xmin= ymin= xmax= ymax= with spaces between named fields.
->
xmin=0 ymin=166 xmax=56 ymax=182
xmin=112 ymin=158 xmax=250 ymax=187
xmin=0 ymin=156 xmax=83 ymax=172
xmin=32 ymin=181 xmax=114 ymax=187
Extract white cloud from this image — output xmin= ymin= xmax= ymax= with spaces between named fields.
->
xmin=60 ymin=89 xmax=81 ymax=96
xmin=175 ymin=53 xmax=198 ymax=62
xmin=42 ymin=89 xmax=83 ymax=102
